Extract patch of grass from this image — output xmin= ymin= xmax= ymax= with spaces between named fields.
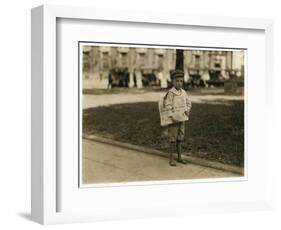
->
xmin=83 ymin=101 xmax=244 ymax=167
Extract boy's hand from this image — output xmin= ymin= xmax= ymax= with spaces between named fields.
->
xmin=169 ymin=115 xmax=176 ymax=122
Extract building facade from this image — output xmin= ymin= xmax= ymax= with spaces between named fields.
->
xmin=82 ymin=46 xmax=244 ymax=89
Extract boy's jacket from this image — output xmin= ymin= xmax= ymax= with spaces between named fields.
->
xmin=158 ymin=87 xmax=192 ymax=127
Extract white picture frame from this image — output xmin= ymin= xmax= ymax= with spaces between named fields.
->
xmin=31 ymin=4 xmax=274 ymax=225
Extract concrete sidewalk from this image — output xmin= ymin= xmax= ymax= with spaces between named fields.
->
xmin=83 ymin=91 xmax=243 ymax=109
xmin=82 ymin=139 xmax=240 ymax=184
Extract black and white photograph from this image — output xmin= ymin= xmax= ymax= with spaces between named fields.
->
xmin=80 ymin=43 xmax=245 ymax=185
xmin=1 ymin=0 xmax=279 ymax=227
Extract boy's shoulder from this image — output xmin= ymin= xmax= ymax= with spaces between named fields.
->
xmin=164 ymin=87 xmax=175 ymax=97
xmin=167 ymin=87 xmax=187 ymax=96
xmin=181 ymin=88 xmax=188 ymax=95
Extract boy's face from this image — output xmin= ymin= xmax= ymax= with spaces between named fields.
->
xmin=173 ymin=78 xmax=184 ymax=89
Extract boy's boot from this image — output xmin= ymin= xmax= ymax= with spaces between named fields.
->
xmin=169 ymin=142 xmax=177 ymax=166
xmin=176 ymin=141 xmax=187 ymax=164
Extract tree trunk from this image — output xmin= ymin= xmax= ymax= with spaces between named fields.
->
xmin=175 ymin=49 xmax=184 ymax=71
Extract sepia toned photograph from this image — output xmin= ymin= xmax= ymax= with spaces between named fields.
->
xmin=80 ymin=42 xmax=245 ymax=185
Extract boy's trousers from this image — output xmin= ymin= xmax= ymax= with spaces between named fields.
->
xmin=168 ymin=121 xmax=185 ymax=143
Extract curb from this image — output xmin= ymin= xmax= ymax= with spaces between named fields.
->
xmin=83 ymin=134 xmax=244 ymax=175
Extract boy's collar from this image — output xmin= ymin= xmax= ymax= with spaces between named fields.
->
xmin=169 ymin=86 xmax=182 ymax=95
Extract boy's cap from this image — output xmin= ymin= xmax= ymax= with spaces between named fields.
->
xmin=171 ymin=69 xmax=184 ymax=79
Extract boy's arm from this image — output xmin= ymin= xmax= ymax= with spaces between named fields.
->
xmin=164 ymin=92 xmax=174 ymax=117
xmin=185 ymin=93 xmax=192 ymax=114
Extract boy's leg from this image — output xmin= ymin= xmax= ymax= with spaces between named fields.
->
xmin=168 ymin=124 xmax=178 ymax=166
xmin=169 ymin=142 xmax=176 ymax=166
xmin=176 ymin=141 xmax=186 ymax=164
xmin=176 ymin=122 xmax=187 ymax=164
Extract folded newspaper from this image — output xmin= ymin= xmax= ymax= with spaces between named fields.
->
xmin=158 ymin=99 xmax=188 ymax=127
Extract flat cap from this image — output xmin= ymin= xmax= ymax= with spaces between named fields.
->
xmin=171 ymin=69 xmax=184 ymax=79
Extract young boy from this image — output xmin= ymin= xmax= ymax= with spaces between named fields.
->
xmin=164 ymin=70 xmax=192 ymax=166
